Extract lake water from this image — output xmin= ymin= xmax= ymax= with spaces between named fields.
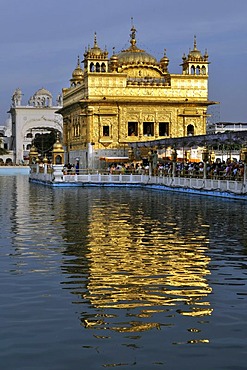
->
xmin=1 ymin=175 xmax=247 ymax=370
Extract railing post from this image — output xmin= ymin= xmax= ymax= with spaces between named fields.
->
xmin=53 ymin=165 xmax=64 ymax=182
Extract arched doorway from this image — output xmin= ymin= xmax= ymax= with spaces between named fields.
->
xmin=187 ymin=124 xmax=194 ymax=136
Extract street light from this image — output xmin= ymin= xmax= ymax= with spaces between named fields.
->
xmin=128 ymin=148 xmax=134 ymax=162
xmin=240 ymin=145 xmax=247 ymax=185
xmin=170 ymin=148 xmax=177 ymax=177
xmin=210 ymin=150 xmax=215 ymax=164
xmin=202 ymin=147 xmax=209 ymax=179
xmin=148 ymin=150 xmax=153 ymax=176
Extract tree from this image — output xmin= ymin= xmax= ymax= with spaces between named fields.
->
xmin=33 ymin=129 xmax=58 ymax=159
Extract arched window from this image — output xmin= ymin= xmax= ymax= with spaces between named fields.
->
xmin=201 ymin=66 xmax=206 ymax=75
xmin=187 ymin=124 xmax=194 ymax=136
xmin=101 ymin=63 xmax=106 ymax=72
xmin=191 ymin=65 xmax=195 ymax=75
xmin=196 ymin=65 xmax=200 ymax=75
xmin=26 ymin=133 xmax=33 ymax=139
xmin=5 ymin=158 xmax=13 ymax=165
xmin=55 ymin=155 xmax=62 ymax=164
xmin=90 ymin=62 xmax=95 ymax=72
xmin=96 ymin=62 xmax=100 ymax=72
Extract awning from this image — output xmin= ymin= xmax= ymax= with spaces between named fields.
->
xmin=100 ymin=156 xmax=129 ymax=163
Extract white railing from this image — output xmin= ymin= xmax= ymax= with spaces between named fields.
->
xmin=29 ymin=167 xmax=247 ymax=197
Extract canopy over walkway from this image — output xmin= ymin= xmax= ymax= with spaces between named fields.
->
xmin=128 ymin=131 xmax=247 ymax=149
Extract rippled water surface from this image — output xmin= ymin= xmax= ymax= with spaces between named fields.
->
xmin=1 ymin=175 xmax=247 ymax=369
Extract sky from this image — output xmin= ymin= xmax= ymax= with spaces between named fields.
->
xmin=0 ymin=0 xmax=247 ymax=124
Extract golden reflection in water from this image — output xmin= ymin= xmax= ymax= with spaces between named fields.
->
xmin=82 ymin=203 xmax=213 ymax=332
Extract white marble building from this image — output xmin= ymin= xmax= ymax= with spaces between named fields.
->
xmin=0 ymin=115 xmax=13 ymax=164
xmin=8 ymin=87 xmax=63 ymax=164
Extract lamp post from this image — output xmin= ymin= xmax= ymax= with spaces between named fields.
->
xmin=91 ymin=142 xmax=95 ymax=170
xmin=210 ymin=150 xmax=215 ymax=164
xmin=202 ymin=147 xmax=209 ymax=179
xmin=148 ymin=150 xmax=153 ymax=176
xmin=170 ymin=148 xmax=177 ymax=177
xmin=128 ymin=147 xmax=134 ymax=162
xmin=240 ymin=145 xmax=247 ymax=186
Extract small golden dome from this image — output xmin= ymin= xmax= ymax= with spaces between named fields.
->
xmin=53 ymin=139 xmax=63 ymax=151
xmin=160 ymin=49 xmax=169 ymax=72
xmin=72 ymin=56 xmax=83 ymax=79
xmin=110 ymin=47 xmax=118 ymax=61
xmin=188 ymin=36 xmax=203 ymax=59
xmin=190 ymin=49 xmax=202 ymax=58
xmin=86 ymin=33 xmax=106 ymax=57
xmin=160 ymin=49 xmax=169 ymax=64
xmin=29 ymin=144 xmax=38 ymax=155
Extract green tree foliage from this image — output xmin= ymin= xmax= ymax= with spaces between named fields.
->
xmin=33 ymin=129 xmax=57 ymax=159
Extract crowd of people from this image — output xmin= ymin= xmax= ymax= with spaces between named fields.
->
xmin=63 ymin=162 xmax=79 ymax=175
xmin=107 ymin=158 xmax=245 ymax=180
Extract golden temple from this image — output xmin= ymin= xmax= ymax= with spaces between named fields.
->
xmin=59 ymin=24 xmax=216 ymax=168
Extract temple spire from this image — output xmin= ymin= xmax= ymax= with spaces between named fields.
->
xmin=194 ymin=35 xmax=197 ymax=50
xmin=94 ymin=32 xmax=98 ymax=48
xmin=129 ymin=18 xmax=137 ymax=48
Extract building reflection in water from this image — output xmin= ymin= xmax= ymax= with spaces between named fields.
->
xmin=59 ymin=188 xmax=213 ymax=334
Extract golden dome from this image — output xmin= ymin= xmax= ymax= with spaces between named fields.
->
xmin=84 ymin=33 xmax=108 ymax=59
xmin=110 ymin=47 xmax=118 ymax=61
xmin=117 ymin=25 xmax=157 ymax=66
xmin=160 ymin=49 xmax=169 ymax=72
xmin=188 ymin=35 xmax=203 ymax=59
xmin=189 ymin=49 xmax=202 ymax=59
xmin=53 ymin=139 xmax=63 ymax=151
xmin=72 ymin=56 xmax=83 ymax=79
xmin=29 ymin=144 xmax=38 ymax=155
xmin=90 ymin=36 xmax=103 ymax=56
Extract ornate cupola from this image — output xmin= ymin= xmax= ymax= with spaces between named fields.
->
xmin=70 ymin=56 xmax=84 ymax=87
xmin=52 ymin=135 xmax=64 ymax=165
xmin=160 ymin=49 xmax=169 ymax=73
xmin=181 ymin=35 xmax=209 ymax=76
xmin=109 ymin=47 xmax=118 ymax=72
xmin=83 ymin=33 xmax=109 ymax=73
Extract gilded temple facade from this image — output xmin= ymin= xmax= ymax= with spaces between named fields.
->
xmin=59 ymin=25 xmax=215 ymax=168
